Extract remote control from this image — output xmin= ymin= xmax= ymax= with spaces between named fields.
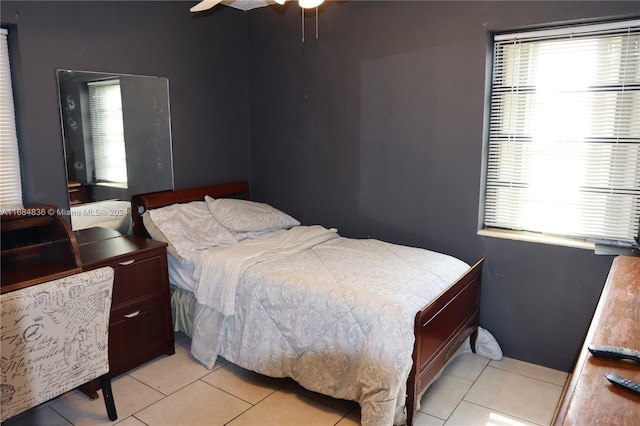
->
xmin=605 ymin=374 xmax=640 ymax=396
xmin=588 ymin=344 xmax=640 ymax=363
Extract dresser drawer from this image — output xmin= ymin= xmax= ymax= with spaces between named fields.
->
xmin=109 ymin=254 xmax=168 ymax=307
xmin=108 ymin=299 xmax=174 ymax=376
xmin=75 ymin=232 xmax=174 ymax=397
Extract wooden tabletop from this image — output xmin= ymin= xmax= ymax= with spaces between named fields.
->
xmin=75 ymin=230 xmax=167 ymax=269
xmin=554 ymin=255 xmax=640 ymax=425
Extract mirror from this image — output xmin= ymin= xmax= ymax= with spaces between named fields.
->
xmin=57 ymin=69 xmax=174 ymax=232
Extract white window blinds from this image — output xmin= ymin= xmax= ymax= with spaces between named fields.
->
xmin=87 ymin=79 xmax=128 ymax=186
xmin=0 ymin=28 xmax=23 ymax=210
xmin=483 ymin=20 xmax=640 ymax=244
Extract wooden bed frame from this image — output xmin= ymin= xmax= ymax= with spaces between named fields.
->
xmin=131 ymin=180 xmax=484 ymax=426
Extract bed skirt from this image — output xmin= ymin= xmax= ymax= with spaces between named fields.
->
xmin=170 ymin=285 xmax=196 ymax=337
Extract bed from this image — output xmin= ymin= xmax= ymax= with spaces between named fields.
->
xmin=131 ymin=181 xmax=484 ymax=426
xmin=70 ymin=199 xmax=131 ymax=232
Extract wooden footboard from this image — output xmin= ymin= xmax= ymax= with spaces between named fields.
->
xmin=406 ymin=257 xmax=485 ymax=426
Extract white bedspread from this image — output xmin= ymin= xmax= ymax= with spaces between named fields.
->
xmin=186 ymin=226 xmax=469 ymax=425
xmin=193 ymin=225 xmax=339 ymax=315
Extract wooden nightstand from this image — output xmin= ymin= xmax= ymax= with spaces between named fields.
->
xmin=75 ymin=227 xmax=175 ymax=397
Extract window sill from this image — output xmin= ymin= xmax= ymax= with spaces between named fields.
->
xmin=477 ymin=228 xmax=595 ymax=250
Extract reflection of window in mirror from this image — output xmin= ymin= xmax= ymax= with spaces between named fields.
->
xmin=87 ymin=79 xmax=128 ymax=188
xmin=58 ymin=69 xmax=174 ymax=233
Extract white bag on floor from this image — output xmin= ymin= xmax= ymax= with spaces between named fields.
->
xmin=461 ymin=326 xmax=503 ymax=361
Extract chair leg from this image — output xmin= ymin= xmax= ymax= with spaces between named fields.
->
xmin=99 ymin=374 xmax=118 ymax=421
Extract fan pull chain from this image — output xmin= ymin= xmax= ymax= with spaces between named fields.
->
xmin=301 ymin=5 xmax=320 ymax=44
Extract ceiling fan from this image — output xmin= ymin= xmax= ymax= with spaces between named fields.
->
xmin=190 ymin=0 xmax=324 ymax=13
xmin=190 ymin=0 xmax=326 ymax=42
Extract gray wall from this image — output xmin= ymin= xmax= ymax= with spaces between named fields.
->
xmin=1 ymin=1 xmax=250 ymax=210
xmin=246 ymin=1 xmax=639 ymax=371
xmin=3 ymin=1 xmax=639 ymax=371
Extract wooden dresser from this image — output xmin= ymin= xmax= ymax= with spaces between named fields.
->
xmin=75 ymin=227 xmax=175 ymax=396
xmin=554 ymin=255 xmax=640 ymax=425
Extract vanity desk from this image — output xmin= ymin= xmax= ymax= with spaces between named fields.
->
xmin=75 ymin=227 xmax=175 ymax=397
xmin=554 ymin=255 xmax=639 ymax=425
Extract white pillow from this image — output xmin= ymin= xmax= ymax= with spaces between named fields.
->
xmin=142 ymin=212 xmax=182 ymax=261
xmin=148 ymin=201 xmax=238 ymax=259
xmin=205 ymin=196 xmax=300 ymax=233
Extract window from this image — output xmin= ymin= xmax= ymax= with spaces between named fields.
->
xmin=0 ymin=28 xmax=23 ymax=210
xmin=480 ymin=19 xmax=640 ymax=247
xmin=87 ymin=79 xmax=128 ymax=187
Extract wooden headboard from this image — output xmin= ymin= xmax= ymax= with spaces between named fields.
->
xmin=130 ymin=180 xmax=250 ymax=238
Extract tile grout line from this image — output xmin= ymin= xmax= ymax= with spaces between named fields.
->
xmin=460 ymin=363 xmax=565 ymax=426
xmin=457 ymin=400 xmax=550 ymax=426
xmin=442 ymin=357 xmax=492 ymax=424
xmin=488 ymin=363 xmax=569 ymax=387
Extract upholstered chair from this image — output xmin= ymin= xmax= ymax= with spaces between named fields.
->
xmin=1 ymin=267 xmax=117 ymax=422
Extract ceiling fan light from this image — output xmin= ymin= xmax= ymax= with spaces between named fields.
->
xmin=299 ymin=0 xmax=323 ymax=9
xmin=274 ymin=0 xmax=287 ymax=4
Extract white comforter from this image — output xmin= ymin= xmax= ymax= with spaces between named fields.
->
xmin=193 ymin=225 xmax=339 ymax=315
xmin=186 ymin=226 xmax=469 ymax=425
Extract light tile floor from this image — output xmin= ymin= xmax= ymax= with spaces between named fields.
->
xmin=4 ymin=332 xmax=568 ymax=426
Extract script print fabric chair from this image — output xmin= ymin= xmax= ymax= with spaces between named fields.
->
xmin=1 ymin=267 xmax=117 ymax=422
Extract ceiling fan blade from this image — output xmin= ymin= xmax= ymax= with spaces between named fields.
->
xmin=190 ymin=0 xmax=223 ymax=13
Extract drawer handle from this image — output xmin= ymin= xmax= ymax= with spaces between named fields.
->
xmin=119 ymin=259 xmax=135 ymax=266
xmin=124 ymin=310 xmax=141 ymax=319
